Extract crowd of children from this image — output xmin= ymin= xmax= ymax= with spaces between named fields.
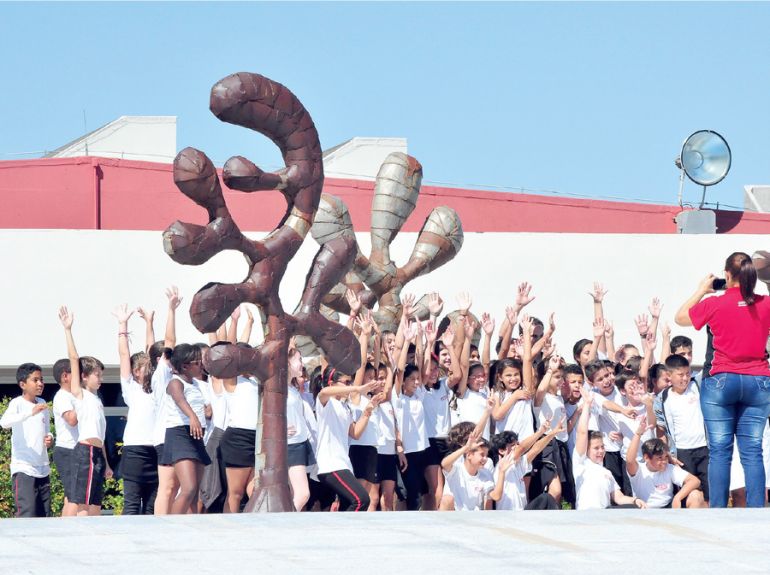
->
xmin=3 ymin=281 xmax=768 ymax=517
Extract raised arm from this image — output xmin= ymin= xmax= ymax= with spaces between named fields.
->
xmin=164 ymin=286 xmax=183 ymax=348
xmin=427 ymin=292 xmax=444 ymax=326
xmin=394 ymin=293 xmax=415 ymax=354
xmin=590 ymin=282 xmax=608 ymax=355
xmin=480 ymin=312 xmax=495 ymax=375
xmin=442 ymin=326 xmax=464 ymax=394
xmin=441 ymin=428 xmax=482 ymax=473
xmin=531 ymin=312 xmax=556 ymax=358
xmin=525 ymin=417 xmax=566 ymax=464
xmin=660 ymin=322 xmax=672 ymax=362
xmin=575 ymin=387 xmax=594 ymax=458
xmin=137 ymin=306 xmax=156 ymax=353
xmin=318 ymin=381 xmax=377 ymax=407
xmin=521 ymin=316 xmax=537 ymax=396
xmin=352 ymin=312 xmax=374 ymax=391
xmin=640 ymin=332 xmax=656 ymax=383
xmin=58 ymin=306 xmax=82 ymax=401
xmin=350 ymin=392 xmax=382 ymax=439
xmin=587 ymin=317 xmax=605 ymax=363
xmin=345 ymin=288 xmax=363 ymax=331
xmin=625 ymin=414 xmax=650 ymax=478
xmin=604 ymin=321 xmax=616 ymax=363
xmin=422 ymin=320 xmax=437 ymax=385
xmin=226 ymin=306 xmax=240 ymax=344
xmin=112 ymin=304 xmax=134 ymax=381
xmin=535 ymin=353 xmax=561 ymax=408
xmin=647 ymin=298 xmax=662 ymax=350
xmin=239 ymin=306 xmax=254 ymax=344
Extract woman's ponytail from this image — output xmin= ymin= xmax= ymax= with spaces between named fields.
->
xmin=726 ymin=252 xmax=757 ymax=306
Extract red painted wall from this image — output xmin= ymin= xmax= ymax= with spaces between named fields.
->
xmin=2 ymin=156 xmax=769 ymax=234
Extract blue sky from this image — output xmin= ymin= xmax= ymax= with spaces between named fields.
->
xmin=2 ymin=2 xmax=769 ymax=209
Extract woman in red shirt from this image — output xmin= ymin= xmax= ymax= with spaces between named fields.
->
xmin=675 ymin=252 xmax=770 ymax=507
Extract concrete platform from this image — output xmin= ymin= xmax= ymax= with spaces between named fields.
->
xmin=1 ymin=510 xmax=767 ymax=574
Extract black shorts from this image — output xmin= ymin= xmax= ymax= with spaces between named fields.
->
xmin=160 ymin=426 xmax=211 ymax=466
xmin=538 ymin=438 xmax=575 ymax=506
xmin=287 ymin=440 xmax=316 ymax=468
xmin=53 ymin=446 xmax=74 ymax=501
xmin=70 ymin=443 xmax=106 ymax=506
xmin=120 ymin=445 xmax=159 ymax=483
xmin=220 ymin=427 xmax=255 ymax=468
xmin=349 ymin=445 xmax=378 ymax=483
xmin=377 ymin=453 xmax=398 ymax=483
xmin=425 ymin=437 xmax=451 ymax=467
xmin=12 ymin=473 xmax=51 ymax=517
xmin=676 ymin=445 xmax=710 ymax=501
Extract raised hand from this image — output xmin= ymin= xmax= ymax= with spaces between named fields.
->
xmin=440 ymin=324 xmax=455 ymax=348
xmin=464 ymin=318 xmax=476 ymax=340
xmin=58 ymin=306 xmax=74 ymax=330
xmin=520 ymin=315 xmax=535 ymax=339
xmin=515 ymin=282 xmax=535 ymax=309
xmin=546 ymin=312 xmax=556 ymax=336
xmin=512 ymin=339 xmax=524 ymax=359
xmin=579 ymin=385 xmax=594 ymax=406
xmin=589 ymin=282 xmax=608 ymax=303
xmin=464 ymin=428 xmax=483 ymax=451
xmin=499 ymin=451 xmax=518 ymax=473
xmin=137 ymin=307 xmax=155 ymax=324
xmin=401 ymin=293 xmax=416 ymax=319
xmin=230 ymin=305 xmax=242 ymax=322
xmin=112 ymin=303 xmax=133 ymax=324
xmin=635 ymin=314 xmax=650 ymax=337
xmin=635 ymin=414 xmax=653 ymax=436
xmin=359 ymin=380 xmax=379 ymax=395
xmin=244 ymin=306 xmax=254 ymax=323
xmin=541 ymin=339 xmax=555 ymax=359
xmin=592 ymin=317 xmax=606 ymax=339
xmin=32 ymin=403 xmax=48 ymax=415
xmin=643 ymin=331 xmax=657 ymax=353
xmin=481 ymin=313 xmax=495 ymax=336
xmin=604 ymin=320 xmax=615 ymax=339
xmin=648 ymin=297 xmax=663 ymax=319
xmin=456 ymin=292 xmax=472 ymax=315
xmin=165 ymin=286 xmax=183 ymax=310
xmin=640 ymin=392 xmax=655 ymax=408
xmin=661 ymin=321 xmax=671 ymax=339
xmin=547 ymin=353 xmax=561 ymax=373
xmin=403 ymin=321 xmax=419 ymax=343
xmin=370 ymin=391 xmax=387 ymax=408
xmin=425 ymin=320 xmax=437 ymax=344
xmin=505 ymin=306 xmax=518 ymax=325
xmin=345 ymin=288 xmax=362 ymax=316
xmin=553 ymin=416 xmax=567 ymax=435
xmin=428 ymin=292 xmax=444 ymax=317
xmin=486 ymin=395 xmax=495 ymax=412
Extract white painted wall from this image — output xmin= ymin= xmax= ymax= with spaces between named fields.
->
xmin=1 ymin=229 xmax=767 ymax=366
xmin=323 ymin=137 xmax=407 ymax=180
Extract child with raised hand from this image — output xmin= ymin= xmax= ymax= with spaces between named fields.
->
xmin=491 ymin=415 xmax=567 ymax=511
xmin=287 ymin=345 xmax=315 ymax=511
xmin=440 ymin=427 xmax=495 ymax=511
xmin=573 ymin=388 xmax=645 ymax=510
xmin=491 ymin=357 xmax=533 ymax=441
xmin=626 ymin=415 xmax=704 ymax=508
xmin=315 ymin=367 xmax=379 ymax=512
xmin=51 ymin=358 xmax=78 ymax=516
xmin=58 ymin=307 xmax=112 ymax=516
xmin=614 ymin=370 xmax=657 ymax=464
xmin=0 ymin=363 xmax=53 ymax=517
xmin=113 ymin=304 xmax=158 ymax=515
xmin=348 ymin=312 xmax=383 ymax=510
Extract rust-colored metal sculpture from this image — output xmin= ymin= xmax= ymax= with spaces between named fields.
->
xmin=163 ymin=72 xmax=359 ymax=512
xmin=307 ymin=152 xmax=464 ymax=333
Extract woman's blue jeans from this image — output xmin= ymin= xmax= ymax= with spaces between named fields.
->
xmin=700 ymin=372 xmax=770 ymax=507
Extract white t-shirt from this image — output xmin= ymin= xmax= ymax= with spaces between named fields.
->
xmin=443 ymin=456 xmax=495 ymax=511
xmin=422 ymin=378 xmax=452 ymax=438
xmin=0 ymin=396 xmax=51 ymax=477
xmin=73 ymin=389 xmax=106 ymax=443
xmin=535 ymin=393 xmax=568 ymax=442
xmin=349 ymin=395 xmax=379 ymax=447
xmin=287 ymin=385 xmax=310 ymax=445
xmin=629 ymin=462 xmax=689 ymax=508
xmin=392 ymin=387 xmax=429 ymax=454
xmin=573 ymin=453 xmax=619 ymax=510
xmin=52 ymin=388 xmax=79 ymax=449
xmin=662 ymin=383 xmax=707 ymax=449
xmin=225 ymin=376 xmax=259 ymax=430
xmin=315 ymin=396 xmax=353 ymax=474
xmin=592 ymin=388 xmax=623 ymax=452
xmin=377 ymin=401 xmax=397 ymax=455
xmin=198 ymin=377 xmax=228 ymax=445
xmin=494 ymin=456 xmax=532 ymax=511
xmin=152 ymin=358 xmax=174 ymax=446
xmin=494 ymin=390 xmax=535 ymax=441
xmin=457 ymin=389 xmax=490 ymax=440
xmin=617 ymin=405 xmax=656 ymax=462
xmin=121 ymin=376 xmax=156 ymax=446
xmin=165 ymin=376 xmax=207 ymax=428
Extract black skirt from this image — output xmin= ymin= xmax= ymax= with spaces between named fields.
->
xmin=159 ymin=426 xmax=211 ymax=466
xmin=220 ymin=427 xmax=256 ymax=468
xmin=120 ymin=445 xmax=159 ymax=483
xmin=287 ymin=439 xmax=316 ymax=468
xmin=349 ymin=445 xmax=378 ymax=483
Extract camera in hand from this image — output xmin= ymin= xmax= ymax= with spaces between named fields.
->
xmin=712 ymin=278 xmax=727 ymax=290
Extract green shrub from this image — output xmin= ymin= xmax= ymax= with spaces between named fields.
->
xmin=0 ymin=396 xmax=123 ymax=517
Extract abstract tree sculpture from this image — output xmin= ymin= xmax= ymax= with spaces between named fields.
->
xmin=306 ymin=152 xmax=464 ymax=334
xmin=163 ymin=72 xmax=359 ymax=512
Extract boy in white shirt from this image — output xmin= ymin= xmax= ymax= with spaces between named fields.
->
xmin=0 ymin=363 xmax=53 ymax=517
xmin=52 ymin=358 xmax=79 ymax=517
xmin=657 ymin=354 xmax=710 ymax=503
xmin=441 ymin=428 xmax=497 ymax=510
xmin=626 ymin=415 xmax=704 ymax=508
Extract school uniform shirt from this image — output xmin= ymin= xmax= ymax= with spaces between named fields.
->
xmin=494 ymin=457 xmax=532 ymax=511
xmin=591 ymin=389 xmax=623 ymax=453
xmin=629 ymin=462 xmax=689 ymax=508
xmin=443 ymin=457 xmax=495 ymax=511
xmin=315 ymin=396 xmax=354 ymax=474
xmin=287 ymin=385 xmax=311 ymax=446
xmin=198 ymin=377 xmax=228 ymax=445
xmin=52 ymin=388 xmax=79 ymax=449
xmin=152 ymin=358 xmax=174 ymax=446
xmin=392 ymin=387 xmax=429 ymax=454
xmin=661 ymin=382 xmax=707 ymax=449
xmin=422 ymin=377 xmax=452 ymax=439
xmin=494 ymin=391 xmax=536 ymax=442
xmin=535 ymin=393 xmax=568 ymax=443
xmin=377 ymin=401 xmax=397 ymax=455
xmin=349 ymin=395 xmax=380 ymax=447
xmin=573 ymin=453 xmax=620 ymax=510
xmin=73 ymin=390 xmax=106 ymax=443
xmin=0 ymin=397 xmax=51 ymax=477
xmin=120 ymin=376 xmax=156 ymax=446
xmin=457 ymin=388 xmax=490 ymax=440
xmin=616 ymin=405 xmax=656 ymax=462
xmin=225 ymin=376 xmax=259 ymax=430
xmin=165 ymin=376 xmax=207 ymax=429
